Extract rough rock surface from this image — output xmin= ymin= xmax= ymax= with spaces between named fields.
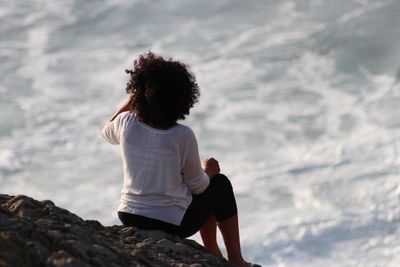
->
xmin=0 ymin=194 xmax=234 ymax=267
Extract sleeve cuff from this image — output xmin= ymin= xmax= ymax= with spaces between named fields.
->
xmin=196 ymin=172 xmax=211 ymax=194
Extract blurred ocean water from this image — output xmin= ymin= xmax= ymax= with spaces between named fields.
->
xmin=1 ymin=0 xmax=400 ymax=266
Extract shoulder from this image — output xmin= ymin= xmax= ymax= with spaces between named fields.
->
xmin=175 ymin=124 xmax=197 ymax=144
xmin=175 ymin=123 xmax=194 ymax=136
xmin=117 ymin=111 xmax=133 ymax=120
xmin=115 ymin=111 xmax=135 ymax=125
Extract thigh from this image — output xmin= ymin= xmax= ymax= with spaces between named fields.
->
xmin=118 ymin=212 xmax=179 ymax=234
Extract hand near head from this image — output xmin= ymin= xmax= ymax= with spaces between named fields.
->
xmin=127 ymin=94 xmax=134 ymax=107
xmin=202 ymin=158 xmax=220 ymax=178
xmin=107 ymin=94 xmax=135 ymax=122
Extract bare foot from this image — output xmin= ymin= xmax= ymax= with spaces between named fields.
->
xmin=205 ymin=244 xmax=223 ymax=258
xmin=229 ymin=256 xmax=253 ymax=267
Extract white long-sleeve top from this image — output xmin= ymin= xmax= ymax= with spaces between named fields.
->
xmin=102 ymin=112 xmax=210 ymax=225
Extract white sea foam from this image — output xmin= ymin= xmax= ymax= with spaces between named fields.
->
xmin=1 ymin=0 xmax=400 ymax=266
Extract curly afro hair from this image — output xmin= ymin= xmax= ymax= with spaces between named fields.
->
xmin=125 ymin=52 xmax=200 ymax=129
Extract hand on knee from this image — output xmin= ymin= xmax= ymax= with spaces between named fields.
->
xmin=202 ymin=158 xmax=220 ymax=178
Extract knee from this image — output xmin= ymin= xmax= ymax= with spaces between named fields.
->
xmin=211 ymin=173 xmax=233 ymax=190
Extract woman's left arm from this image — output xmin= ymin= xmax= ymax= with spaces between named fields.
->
xmin=107 ymin=95 xmax=133 ymax=122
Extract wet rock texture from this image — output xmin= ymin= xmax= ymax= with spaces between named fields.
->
xmin=0 ymin=194 xmax=233 ymax=267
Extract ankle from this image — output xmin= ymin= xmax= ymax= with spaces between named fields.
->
xmin=227 ymin=253 xmax=243 ymax=262
xmin=227 ymin=250 xmax=243 ymax=259
xmin=228 ymin=256 xmax=250 ymax=267
xmin=204 ymin=243 xmax=223 ymax=257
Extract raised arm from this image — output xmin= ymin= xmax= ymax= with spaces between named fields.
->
xmin=102 ymin=95 xmax=133 ymax=145
xmin=107 ymin=95 xmax=133 ymax=122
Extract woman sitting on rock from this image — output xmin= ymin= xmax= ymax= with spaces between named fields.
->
xmin=102 ymin=52 xmax=253 ymax=267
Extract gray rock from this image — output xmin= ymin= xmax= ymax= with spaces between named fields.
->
xmin=0 ymin=194 xmax=234 ymax=267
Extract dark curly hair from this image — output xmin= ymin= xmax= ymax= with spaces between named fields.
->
xmin=125 ymin=52 xmax=200 ymax=129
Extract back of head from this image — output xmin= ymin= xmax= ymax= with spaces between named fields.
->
xmin=125 ymin=52 xmax=200 ymax=129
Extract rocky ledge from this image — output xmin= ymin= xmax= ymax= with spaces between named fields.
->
xmin=0 ymin=194 xmax=233 ymax=267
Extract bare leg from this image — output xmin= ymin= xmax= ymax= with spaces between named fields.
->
xmin=200 ymin=215 xmax=223 ymax=257
xmin=218 ymin=214 xmax=250 ymax=267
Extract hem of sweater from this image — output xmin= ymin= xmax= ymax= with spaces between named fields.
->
xmin=117 ymin=204 xmax=186 ymax=226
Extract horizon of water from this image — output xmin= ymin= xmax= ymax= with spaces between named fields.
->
xmin=1 ymin=1 xmax=400 ymax=266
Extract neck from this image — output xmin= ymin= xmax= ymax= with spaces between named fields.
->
xmin=142 ymin=120 xmax=174 ymax=130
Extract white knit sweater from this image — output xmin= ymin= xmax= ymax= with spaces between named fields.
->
xmin=102 ymin=112 xmax=210 ymax=225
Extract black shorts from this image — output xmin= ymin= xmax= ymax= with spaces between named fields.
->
xmin=118 ymin=173 xmax=238 ymax=238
